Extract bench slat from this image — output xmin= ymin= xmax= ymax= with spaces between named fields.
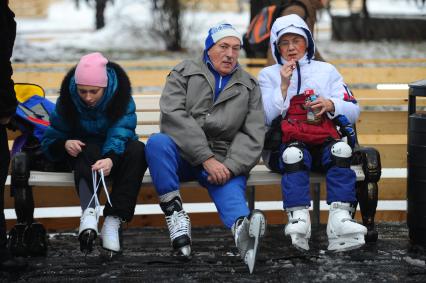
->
xmin=4 ymin=164 xmax=366 ymax=187
xmin=5 ymin=166 xmax=406 ymax=188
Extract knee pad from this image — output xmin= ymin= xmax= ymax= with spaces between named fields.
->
xmin=282 ymin=144 xmax=305 ymax=173
xmin=330 ymin=141 xmax=352 ymax=168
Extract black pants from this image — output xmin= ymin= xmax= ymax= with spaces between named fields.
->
xmin=72 ymin=140 xmax=147 ymax=222
xmin=0 ymin=125 xmax=10 ymax=250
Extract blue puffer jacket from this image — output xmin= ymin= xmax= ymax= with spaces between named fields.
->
xmin=42 ymin=62 xmax=138 ymax=163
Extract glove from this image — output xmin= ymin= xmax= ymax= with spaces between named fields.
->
xmin=334 ymin=115 xmax=356 ymax=148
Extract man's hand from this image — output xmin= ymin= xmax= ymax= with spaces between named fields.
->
xmin=202 ymin=157 xmax=232 ymax=185
xmin=92 ymin=158 xmax=113 ymax=176
xmin=64 ymin=140 xmax=85 ymax=157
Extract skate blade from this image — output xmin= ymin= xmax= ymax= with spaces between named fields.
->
xmin=244 ymin=249 xmax=256 ymax=274
xmin=79 ymin=230 xmax=97 ymax=253
xmin=245 ymin=213 xmax=266 ymax=274
xmin=100 ymin=248 xmax=122 ymax=260
xmin=248 ymin=213 xmax=266 ymax=239
xmin=290 ymin=234 xmax=310 ymax=251
xmin=328 ymin=234 xmax=365 ymax=252
xmin=179 ymin=245 xmax=191 ymax=257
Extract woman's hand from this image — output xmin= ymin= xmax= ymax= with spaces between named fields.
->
xmin=92 ymin=158 xmax=113 ymax=176
xmin=64 ymin=140 xmax=85 ymax=157
xmin=280 ymin=59 xmax=296 ymax=96
xmin=306 ymin=96 xmax=335 ymax=116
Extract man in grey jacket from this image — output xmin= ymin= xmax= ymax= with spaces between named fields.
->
xmin=145 ymin=22 xmax=266 ymax=273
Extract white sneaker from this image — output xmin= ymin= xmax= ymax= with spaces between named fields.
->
xmin=232 ymin=210 xmax=266 ymax=274
xmin=284 ymin=207 xmax=311 ymax=251
xmin=101 ymin=216 xmax=122 ymax=252
xmin=327 ymin=202 xmax=367 ymax=252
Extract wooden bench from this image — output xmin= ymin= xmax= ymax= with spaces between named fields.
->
xmin=5 ymin=93 xmax=402 ymax=230
xmin=5 ymin=58 xmax=421 ymax=230
xmin=4 ymin=163 xmax=371 ymax=226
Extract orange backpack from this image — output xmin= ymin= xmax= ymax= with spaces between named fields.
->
xmin=243 ymin=1 xmax=309 ymax=58
xmin=246 ymin=5 xmax=277 ymax=45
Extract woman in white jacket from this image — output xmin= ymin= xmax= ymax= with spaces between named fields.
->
xmin=258 ymin=14 xmax=367 ymax=252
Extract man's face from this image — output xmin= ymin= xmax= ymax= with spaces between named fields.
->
xmin=207 ymin=37 xmax=241 ymax=76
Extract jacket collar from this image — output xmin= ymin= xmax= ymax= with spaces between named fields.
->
xmin=181 ymin=55 xmax=256 ymax=90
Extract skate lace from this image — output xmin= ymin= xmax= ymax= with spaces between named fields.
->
xmin=165 ymin=211 xmax=190 ymax=241
xmin=86 ymin=170 xmax=112 ymax=222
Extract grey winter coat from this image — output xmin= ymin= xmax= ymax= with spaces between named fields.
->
xmin=160 ymin=57 xmax=265 ymax=176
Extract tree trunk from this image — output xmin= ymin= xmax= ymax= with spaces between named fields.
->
xmin=95 ymin=0 xmax=108 ymax=30
xmin=361 ymin=0 xmax=369 ymax=18
xmin=167 ymin=0 xmax=181 ymax=51
xmin=155 ymin=0 xmax=182 ymax=51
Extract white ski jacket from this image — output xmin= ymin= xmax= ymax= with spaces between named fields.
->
xmin=258 ymin=14 xmax=360 ymax=127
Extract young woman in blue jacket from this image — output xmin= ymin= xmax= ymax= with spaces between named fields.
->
xmin=42 ymin=52 xmax=147 ymax=255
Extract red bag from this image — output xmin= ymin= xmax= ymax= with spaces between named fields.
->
xmin=281 ymin=93 xmax=340 ymax=145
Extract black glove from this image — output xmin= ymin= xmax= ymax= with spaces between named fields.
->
xmin=334 ymin=115 xmax=356 ymax=148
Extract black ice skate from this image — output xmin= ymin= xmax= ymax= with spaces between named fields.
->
xmin=160 ymin=197 xmax=192 ymax=257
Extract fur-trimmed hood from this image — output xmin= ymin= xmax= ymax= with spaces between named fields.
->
xmin=57 ymin=61 xmax=132 ymax=129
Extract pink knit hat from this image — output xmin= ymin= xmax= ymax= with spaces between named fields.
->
xmin=75 ymin=52 xmax=108 ymax=87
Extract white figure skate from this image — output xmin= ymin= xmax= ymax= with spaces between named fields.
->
xmin=232 ymin=210 xmax=266 ymax=274
xmin=284 ymin=207 xmax=311 ymax=251
xmin=327 ymin=202 xmax=367 ymax=252
xmin=78 ymin=207 xmax=98 ymax=254
xmin=101 ymin=215 xmax=122 ymax=255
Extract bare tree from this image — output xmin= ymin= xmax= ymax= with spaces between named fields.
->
xmin=152 ymin=0 xmax=182 ymax=51
xmin=75 ymin=0 xmax=114 ymax=30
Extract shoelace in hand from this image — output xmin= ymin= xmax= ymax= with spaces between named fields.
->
xmin=86 ymin=169 xmax=113 ymax=221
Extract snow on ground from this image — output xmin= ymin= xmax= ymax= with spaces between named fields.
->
xmin=12 ymin=0 xmax=426 ymax=62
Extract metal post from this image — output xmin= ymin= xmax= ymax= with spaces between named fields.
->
xmin=312 ymin=183 xmax=320 ymax=227
xmin=246 ymin=185 xmax=255 ymax=211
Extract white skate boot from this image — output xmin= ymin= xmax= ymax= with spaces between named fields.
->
xmin=160 ymin=197 xmax=192 ymax=257
xmin=232 ymin=210 xmax=266 ymax=274
xmin=101 ymin=216 xmax=122 ymax=255
xmin=327 ymin=202 xmax=367 ymax=252
xmin=78 ymin=208 xmax=99 ymax=254
xmin=284 ymin=207 xmax=311 ymax=251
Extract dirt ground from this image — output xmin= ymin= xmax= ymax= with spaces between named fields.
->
xmin=1 ymin=223 xmax=425 ymax=282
